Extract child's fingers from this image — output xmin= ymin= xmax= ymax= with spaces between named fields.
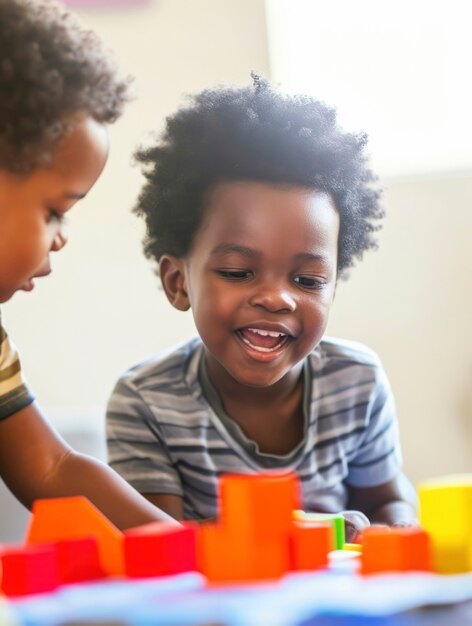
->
xmin=341 ymin=510 xmax=370 ymax=543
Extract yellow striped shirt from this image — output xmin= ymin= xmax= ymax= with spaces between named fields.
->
xmin=0 ymin=312 xmax=34 ymax=420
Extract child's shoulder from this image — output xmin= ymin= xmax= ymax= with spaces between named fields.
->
xmin=315 ymin=336 xmax=383 ymax=369
xmin=118 ymin=337 xmax=203 ymax=391
xmin=310 ymin=337 xmax=389 ymax=392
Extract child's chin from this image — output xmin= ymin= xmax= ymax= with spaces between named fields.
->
xmin=231 ymin=370 xmax=285 ymax=389
xmin=0 ymin=283 xmax=31 ymax=302
xmin=0 ymin=290 xmax=14 ymax=304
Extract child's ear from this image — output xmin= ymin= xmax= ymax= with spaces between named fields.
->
xmin=159 ymin=254 xmax=190 ymax=311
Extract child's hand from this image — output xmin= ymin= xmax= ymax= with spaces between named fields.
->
xmin=391 ymin=520 xmax=420 ymax=529
xmin=340 ymin=509 xmax=370 ymax=543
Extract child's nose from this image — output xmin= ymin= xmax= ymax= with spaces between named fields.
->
xmin=50 ymin=227 xmax=68 ymax=252
xmin=249 ymin=284 xmax=297 ymax=313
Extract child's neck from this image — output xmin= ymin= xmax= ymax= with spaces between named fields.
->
xmin=204 ymin=356 xmax=305 ymax=455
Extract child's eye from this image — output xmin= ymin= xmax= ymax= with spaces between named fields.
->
xmin=294 ymin=275 xmax=325 ymax=289
xmin=216 ymin=269 xmax=253 ymax=280
xmin=47 ymin=209 xmax=64 ymax=224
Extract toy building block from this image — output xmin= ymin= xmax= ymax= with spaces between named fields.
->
xmin=54 ymin=537 xmax=104 ymax=583
xmin=124 ymin=522 xmax=197 ymax=578
xmin=26 ymin=496 xmax=124 ymax=577
xmin=289 ymin=521 xmax=333 ymax=571
xmin=293 ymin=510 xmax=345 ymax=549
xmin=418 ymin=474 xmax=472 ymax=574
xmin=196 ymin=522 xmax=290 ymax=583
xmin=219 ymin=472 xmax=301 ymax=538
xmin=0 ymin=545 xmax=59 ymax=597
xmin=343 ymin=543 xmax=363 ymax=552
xmin=359 ymin=526 xmax=432 ymax=575
xmin=197 ymin=472 xmax=335 ymax=583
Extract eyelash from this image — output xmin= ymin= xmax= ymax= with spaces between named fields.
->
xmin=293 ymin=276 xmax=326 ymax=290
xmin=216 ymin=270 xmax=252 ymax=280
xmin=47 ymin=209 xmax=64 ymax=224
xmin=216 ymin=270 xmax=326 ymax=290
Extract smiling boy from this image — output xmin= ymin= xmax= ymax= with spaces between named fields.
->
xmin=107 ymin=77 xmax=417 ymax=538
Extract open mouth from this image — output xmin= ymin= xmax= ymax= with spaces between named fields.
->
xmin=237 ymin=327 xmax=290 ymax=353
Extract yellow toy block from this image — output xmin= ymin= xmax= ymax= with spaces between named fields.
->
xmin=343 ymin=543 xmax=362 ymax=552
xmin=418 ymin=474 xmax=472 ymax=574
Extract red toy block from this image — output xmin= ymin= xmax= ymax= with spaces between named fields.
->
xmin=289 ymin=521 xmax=333 ymax=571
xmin=124 ymin=522 xmax=197 ymax=578
xmin=0 ymin=545 xmax=59 ymax=597
xmin=26 ymin=496 xmax=124 ymax=577
xmin=197 ymin=522 xmax=290 ymax=583
xmin=219 ymin=472 xmax=301 ymax=539
xmin=359 ymin=526 xmax=432 ymax=575
xmin=55 ymin=537 xmax=105 ymax=583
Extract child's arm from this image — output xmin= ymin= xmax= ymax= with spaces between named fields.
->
xmin=336 ymin=475 xmax=417 ymax=542
xmin=346 ymin=474 xmax=418 ymax=530
xmin=142 ymin=493 xmax=184 ymax=520
xmin=0 ymin=403 xmax=178 ymax=530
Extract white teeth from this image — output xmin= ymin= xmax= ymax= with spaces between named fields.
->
xmin=247 ymin=328 xmax=286 ymax=338
xmin=239 ymin=331 xmax=288 ymax=353
xmin=240 ymin=335 xmax=280 ymax=352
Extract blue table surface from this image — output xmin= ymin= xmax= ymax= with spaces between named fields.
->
xmin=5 ymin=565 xmax=472 ymax=626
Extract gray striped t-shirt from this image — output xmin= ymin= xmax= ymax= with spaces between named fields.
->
xmin=106 ymin=336 xmax=402 ymax=520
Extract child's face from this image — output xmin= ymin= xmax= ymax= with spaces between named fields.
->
xmin=0 ymin=117 xmax=109 ymax=303
xmin=164 ymin=181 xmax=339 ymax=390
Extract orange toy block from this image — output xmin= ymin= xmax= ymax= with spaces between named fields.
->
xmin=26 ymin=496 xmax=124 ymax=577
xmin=197 ymin=522 xmax=290 ymax=583
xmin=359 ymin=527 xmax=432 ymax=575
xmin=0 ymin=545 xmax=59 ymax=597
xmin=124 ymin=522 xmax=197 ymax=578
xmin=219 ymin=472 xmax=301 ymax=538
xmin=289 ymin=521 xmax=333 ymax=571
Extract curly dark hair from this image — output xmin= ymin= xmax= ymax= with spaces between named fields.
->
xmin=134 ymin=76 xmax=383 ymax=275
xmin=0 ymin=0 xmax=131 ymax=173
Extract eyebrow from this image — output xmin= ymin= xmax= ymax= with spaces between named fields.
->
xmin=293 ymin=252 xmax=331 ymax=264
xmin=63 ymin=191 xmax=86 ymax=200
xmin=210 ymin=244 xmax=329 ymax=264
xmin=210 ymin=243 xmax=260 ymax=258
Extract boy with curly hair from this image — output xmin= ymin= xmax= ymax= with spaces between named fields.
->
xmin=0 ymin=0 xmax=174 ymax=530
xmin=107 ymin=77 xmax=417 ymax=540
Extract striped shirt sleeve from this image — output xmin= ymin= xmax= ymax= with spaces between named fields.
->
xmin=0 ymin=321 xmax=35 ymax=420
xmin=106 ymin=376 xmax=183 ymax=497
xmin=345 ymin=364 xmax=402 ymax=487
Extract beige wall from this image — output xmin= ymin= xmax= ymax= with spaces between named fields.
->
xmin=327 ymin=173 xmax=472 ymax=484
xmin=2 ymin=0 xmax=470 ymax=491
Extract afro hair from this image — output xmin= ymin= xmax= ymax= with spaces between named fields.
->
xmin=0 ymin=0 xmax=131 ymax=173
xmin=134 ymin=75 xmax=384 ymax=276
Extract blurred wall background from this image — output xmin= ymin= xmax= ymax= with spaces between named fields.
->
xmin=1 ymin=0 xmax=470 ymax=540
xmin=265 ymin=0 xmax=472 ymax=484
